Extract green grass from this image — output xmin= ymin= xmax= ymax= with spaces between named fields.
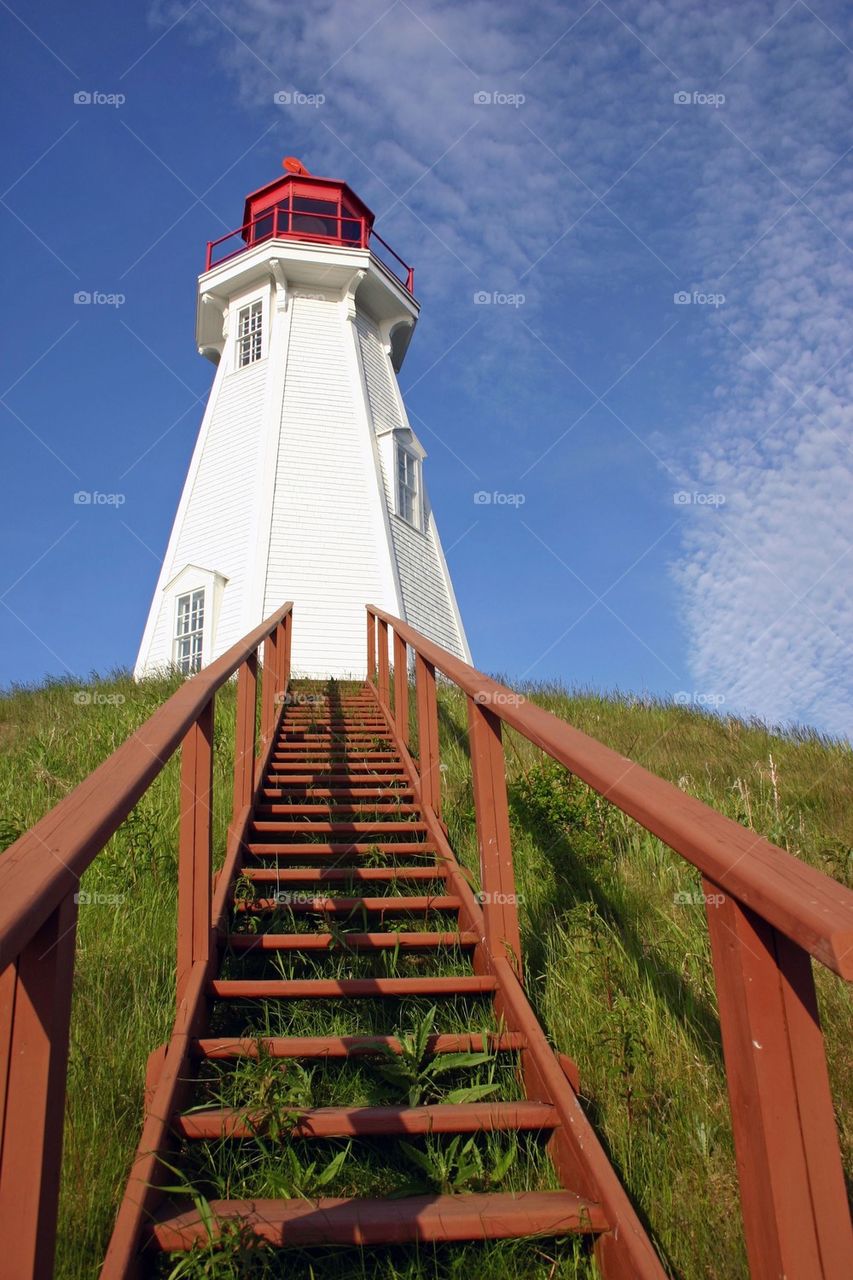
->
xmin=1 ymin=670 xmax=851 ymax=1279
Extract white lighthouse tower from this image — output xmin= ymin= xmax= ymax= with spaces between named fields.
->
xmin=135 ymin=158 xmax=470 ymax=679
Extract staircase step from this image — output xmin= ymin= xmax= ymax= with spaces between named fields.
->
xmin=241 ymin=867 xmax=447 ymax=885
xmin=193 ymin=1032 xmax=526 ymax=1060
xmin=246 ymin=843 xmax=435 ymax=857
xmin=268 ymin=763 xmax=406 ymax=773
xmin=209 ymin=976 xmax=498 ymax=999
xmin=151 ymin=1191 xmax=608 ymax=1249
xmin=226 ymin=930 xmax=477 ymax=952
xmin=273 ymin=751 xmax=399 ymax=760
xmin=262 ymin=788 xmax=414 ymax=800
xmin=251 ymin=822 xmax=429 ymax=834
xmin=277 ymin=737 xmax=391 ymax=745
xmin=255 ymin=803 xmax=420 ymax=815
xmin=233 ymin=895 xmax=461 ymax=916
xmin=174 ymin=1100 xmax=558 ymax=1141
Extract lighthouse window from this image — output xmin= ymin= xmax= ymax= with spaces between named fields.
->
xmin=396 ymin=445 xmax=420 ymax=528
xmin=236 ymin=300 xmax=263 ymax=367
xmin=175 ymin=589 xmax=205 ymax=674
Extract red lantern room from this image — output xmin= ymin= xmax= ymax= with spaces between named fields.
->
xmin=241 ymin=156 xmax=374 ymax=250
xmin=204 ymin=157 xmax=414 ymax=294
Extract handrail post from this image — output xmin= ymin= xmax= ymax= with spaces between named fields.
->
xmin=176 ymin=697 xmax=214 ymax=1005
xmin=260 ymin=627 xmax=279 ymax=750
xmin=0 ymin=894 xmax=77 ymax=1279
xmin=282 ymin=610 xmax=292 ymax=694
xmin=703 ymin=881 xmax=853 ymax=1279
xmin=231 ymin=654 xmax=258 ymax=823
xmin=393 ymin=629 xmax=409 ymax=747
xmin=275 ymin=619 xmax=287 ymax=700
xmin=367 ymin=610 xmax=376 ymax=682
xmin=377 ymin=618 xmax=390 ymax=711
xmin=415 ymin=653 xmax=441 ymax=818
xmin=466 ymin=695 xmax=521 ymax=973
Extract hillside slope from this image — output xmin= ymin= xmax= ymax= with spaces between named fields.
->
xmin=1 ymin=672 xmax=850 ymax=1279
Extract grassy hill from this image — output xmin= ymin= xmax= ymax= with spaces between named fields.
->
xmin=0 ymin=672 xmax=850 ymax=1279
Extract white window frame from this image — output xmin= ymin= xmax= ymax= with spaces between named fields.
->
xmin=396 ymin=441 xmax=422 ymax=529
xmin=235 ymin=297 xmax=264 ymax=368
xmin=174 ymin=588 xmax=205 ymax=674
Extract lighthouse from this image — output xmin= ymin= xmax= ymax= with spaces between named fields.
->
xmin=134 ymin=158 xmax=470 ymax=679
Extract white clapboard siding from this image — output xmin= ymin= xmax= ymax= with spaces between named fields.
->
xmin=140 ymin=357 xmax=267 ymax=670
xmin=136 ymin=242 xmax=469 ymax=680
xmin=356 ymin=312 xmax=468 ymax=660
xmin=263 ymin=295 xmax=392 ymax=677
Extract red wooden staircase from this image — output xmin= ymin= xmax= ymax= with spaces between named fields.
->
xmin=114 ymin=681 xmax=658 ymax=1275
xmin=0 ymin=602 xmax=851 ymax=1279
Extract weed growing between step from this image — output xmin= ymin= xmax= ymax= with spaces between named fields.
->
xmin=157 ymin=1235 xmax=597 ymax=1279
xmin=207 ymin=994 xmax=505 ymax=1042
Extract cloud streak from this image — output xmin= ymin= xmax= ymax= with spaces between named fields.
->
xmin=156 ymin=0 xmax=853 ymax=733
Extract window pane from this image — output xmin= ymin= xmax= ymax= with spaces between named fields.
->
xmin=175 ymin=590 xmax=205 ymax=673
xmin=396 ymin=446 xmax=419 ymax=528
xmin=237 ymin=301 xmax=263 ymax=367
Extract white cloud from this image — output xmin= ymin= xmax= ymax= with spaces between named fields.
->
xmin=156 ymin=0 xmax=853 ymax=733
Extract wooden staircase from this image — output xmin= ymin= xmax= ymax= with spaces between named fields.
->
xmin=133 ymin=683 xmax=655 ymax=1272
xmin=1 ymin=601 xmax=850 ymax=1280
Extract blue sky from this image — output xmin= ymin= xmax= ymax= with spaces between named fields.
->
xmin=1 ymin=0 xmax=851 ymax=735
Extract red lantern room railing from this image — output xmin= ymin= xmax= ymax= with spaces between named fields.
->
xmin=205 ymin=157 xmax=415 ymax=294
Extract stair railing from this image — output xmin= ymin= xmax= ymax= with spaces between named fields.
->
xmin=0 ymin=602 xmax=293 ymax=1280
xmin=366 ymin=604 xmax=853 ymax=1280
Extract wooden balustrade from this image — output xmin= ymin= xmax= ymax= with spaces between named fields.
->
xmin=0 ymin=602 xmax=292 ymax=1280
xmin=366 ymin=604 xmax=853 ymax=1280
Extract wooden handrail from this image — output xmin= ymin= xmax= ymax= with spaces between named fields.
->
xmin=367 ymin=605 xmax=853 ymax=979
xmin=0 ymin=602 xmax=292 ymax=1278
xmin=0 ymin=603 xmax=293 ymax=971
xmin=367 ymin=604 xmax=853 ymax=1280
